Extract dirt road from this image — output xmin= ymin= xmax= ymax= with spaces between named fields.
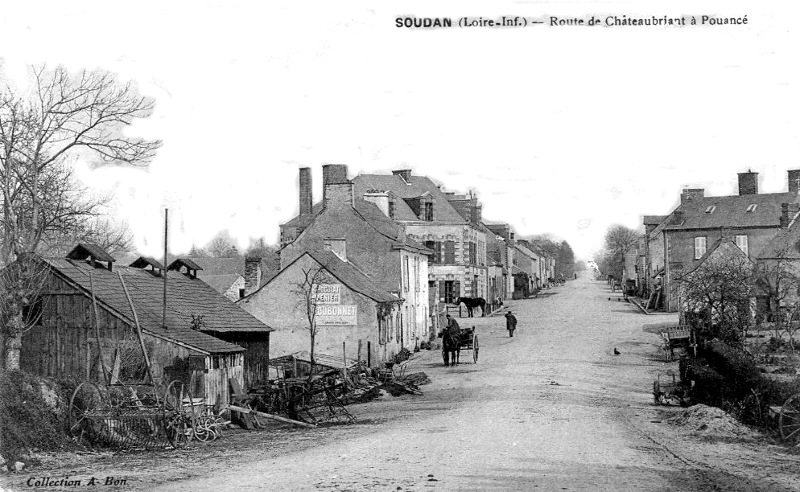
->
xmin=4 ymin=274 xmax=797 ymax=491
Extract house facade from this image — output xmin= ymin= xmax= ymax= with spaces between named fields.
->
xmin=351 ymin=169 xmax=489 ymax=306
xmin=239 ymin=250 xmax=404 ymax=363
xmin=279 ymin=166 xmax=432 ymax=350
xmin=658 ymin=170 xmax=800 ymax=311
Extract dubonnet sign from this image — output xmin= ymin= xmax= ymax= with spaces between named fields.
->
xmin=314 ymin=284 xmax=357 ymax=325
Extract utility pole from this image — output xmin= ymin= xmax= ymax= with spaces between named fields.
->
xmin=163 ymin=208 xmax=168 ymax=328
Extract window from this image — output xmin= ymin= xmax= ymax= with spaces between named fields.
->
xmin=239 ymin=288 xmax=245 ymax=299
xmin=388 ymin=199 xmax=396 ymax=219
xmin=424 ymin=201 xmax=434 ymax=221
xmin=444 ymin=241 xmax=455 ymax=264
xmin=704 ymin=205 xmax=716 ymax=214
xmin=425 ymin=241 xmax=442 ymax=264
xmin=736 ymin=235 xmax=749 ymax=255
xmin=403 ymin=256 xmax=410 ymax=292
xmin=746 ymin=204 xmax=757 ymax=213
xmin=694 ymin=237 xmax=707 ymax=259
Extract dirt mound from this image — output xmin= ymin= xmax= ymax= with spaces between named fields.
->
xmin=667 ymin=404 xmax=758 ymax=438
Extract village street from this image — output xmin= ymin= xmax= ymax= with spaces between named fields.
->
xmin=6 ymin=274 xmax=798 ymax=492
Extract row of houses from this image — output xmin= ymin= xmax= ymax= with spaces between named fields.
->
xmin=17 ymin=165 xmax=557 ymax=404
xmin=629 ymin=169 xmax=800 ymax=315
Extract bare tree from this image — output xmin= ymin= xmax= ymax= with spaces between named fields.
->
xmin=755 ymin=238 xmax=800 ymax=351
xmin=204 ymin=230 xmax=240 ymax=258
xmin=677 ymin=243 xmax=755 ymax=348
xmin=0 ymin=65 xmax=160 ymax=370
xmin=293 ymin=265 xmax=334 ymax=370
xmin=597 ymin=225 xmax=642 ymax=279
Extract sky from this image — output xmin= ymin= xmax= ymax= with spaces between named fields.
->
xmin=1 ymin=1 xmax=799 ymax=259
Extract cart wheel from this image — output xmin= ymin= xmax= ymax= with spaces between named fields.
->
xmin=69 ymin=382 xmax=104 ymax=438
xmin=193 ymin=416 xmax=215 ymax=442
xmin=779 ymin=393 xmax=800 ymax=443
xmin=473 ymin=335 xmax=479 ymax=363
xmin=166 ymin=413 xmax=190 ymax=448
xmin=652 ymin=380 xmax=661 ymax=405
xmin=164 ymin=380 xmax=185 ymax=413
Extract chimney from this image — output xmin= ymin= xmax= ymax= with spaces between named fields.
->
xmin=244 ymin=257 xmax=262 ymax=296
xmin=472 ymin=204 xmax=482 ymax=226
xmin=322 ymin=164 xmax=349 ymax=201
xmin=324 ymin=182 xmax=355 ymax=209
xmin=392 ymin=169 xmax=412 ymax=183
xmin=738 ymin=171 xmax=759 ymax=195
xmin=363 ymin=190 xmax=390 ymax=216
xmin=299 ymin=167 xmax=312 ymax=217
xmin=680 ymin=189 xmax=705 ymax=203
xmin=789 ymin=169 xmax=800 ymax=194
xmin=780 ymin=203 xmax=800 ymax=228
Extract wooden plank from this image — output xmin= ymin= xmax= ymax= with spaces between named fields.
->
xmin=227 ymin=404 xmax=316 ymax=429
xmin=118 ymin=271 xmax=157 ymax=389
xmin=89 ymin=273 xmax=111 ymax=385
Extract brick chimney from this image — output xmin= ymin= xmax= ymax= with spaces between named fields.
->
xmin=324 ymin=182 xmax=355 ymax=209
xmin=299 ymin=167 xmax=312 ymax=217
xmin=363 ymin=190 xmax=390 ymax=216
xmin=322 ymin=164 xmax=349 ymax=201
xmin=780 ymin=203 xmax=800 ymax=228
xmin=472 ymin=204 xmax=482 ymax=226
xmin=789 ymin=169 xmax=800 ymax=194
xmin=738 ymin=171 xmax=759 ymax=195
xmin=244 ymin=257 xmax=262 ymax=297
xmin=392 ymin=169 xmax=412 ymax=183
xmin=680 ymin=189 xmax=705 ymax=203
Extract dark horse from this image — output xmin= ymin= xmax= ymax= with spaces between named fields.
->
xmin=456 ymin=296 xmax=486 ymax=317
xmin=442 ymin=330 xmax=461 ymax=366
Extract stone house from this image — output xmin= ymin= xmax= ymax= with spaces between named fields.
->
xmin=350 ymin=169 xmax=489 ymax=308
xmin=485 ymin=222 xmax=517 ymax=298
xmin=238 ymin=250 xmax=404 ymax=363
xmin=182 ymin=256 xmax=280 ymax=302
xmin=279 ymin=166 xmax=432 ymax=349
xmin=655 ymin=170 xmax=800 ymax=311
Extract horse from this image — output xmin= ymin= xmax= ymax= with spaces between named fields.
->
xmin=441 ymin=330 xmax=461 ymax=366
xmin=456 ymin=296 xmax=486 ymax=317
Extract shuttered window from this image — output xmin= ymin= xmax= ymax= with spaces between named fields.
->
xmin=694 ymin=237 xmax=707 ymax=259
xmin=735 ymin=235 xmax=749 ymax=256
xmin=444 ymin=241 xmax=455 ymax=263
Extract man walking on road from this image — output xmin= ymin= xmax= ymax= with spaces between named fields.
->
xmin=505 ymin=311 xmax=517 ymax=337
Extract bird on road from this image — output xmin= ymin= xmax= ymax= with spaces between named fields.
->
xmin=613 ymin=348 xmax=620 ymax=355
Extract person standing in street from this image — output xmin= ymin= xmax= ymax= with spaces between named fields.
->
xmin=505 ymin=311 xmax=517 ymax=337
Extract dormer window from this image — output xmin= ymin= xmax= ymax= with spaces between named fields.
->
xmin=424 ymin=201 xmax=434 ymax=221
xmin=704 ymin=206 xmax=716 ymax=214
xmin=746 ymin=204 xmax=757 ymax=213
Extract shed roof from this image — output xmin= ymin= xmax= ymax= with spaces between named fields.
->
xmin=66 ymin=243 xmax=116 ymax=263
xmin=42 ymin=256 xmax=273 ymax=354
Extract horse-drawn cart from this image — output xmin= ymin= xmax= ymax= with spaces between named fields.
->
xmin=441 ymin=326 xmax=479 ymax=366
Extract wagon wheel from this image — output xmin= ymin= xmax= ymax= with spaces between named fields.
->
xmin=779 ymin=393 xmax=800 ymax=443
xmin=472 ymin=335 xmax=479 ymax=363
xmin=163 ymin=380 xmax=186 ymax=413
xmin=652 ymin=380 xmax=662 ymax=405
xmin=69 ymin=382 xmax=104 ymax=440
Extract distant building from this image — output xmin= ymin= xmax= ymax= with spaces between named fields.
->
xmin=185 ymin=255 xmax=280 ymax=302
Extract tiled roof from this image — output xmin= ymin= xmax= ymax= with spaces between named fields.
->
xmin=352 ymin=174 xmax=468 ymax=223
xmin=201 ymin=274 xmax=243 ymax=294
xmin=184 ymin=255 xmax=281 ymax=287
xmin=42 ymin=257 xmax=273 ymax=354
xmin=302 ymin=250 xmax=399 ymax=303
xmin=282 ymin=198 xmax=431 ymax=255
xmin=67 ymin=243 xmax=116 ymax=263
xmin=759 ymin=221 xmax=800 ymax=259
xmin=666 ymin=192 xmax=800 ymax=230
xmin=643 ymin=215 xmax=668 ymax=226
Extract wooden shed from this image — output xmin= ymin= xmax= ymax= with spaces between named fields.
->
xmin=19 ymin=244 xmax=274 ymax=405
